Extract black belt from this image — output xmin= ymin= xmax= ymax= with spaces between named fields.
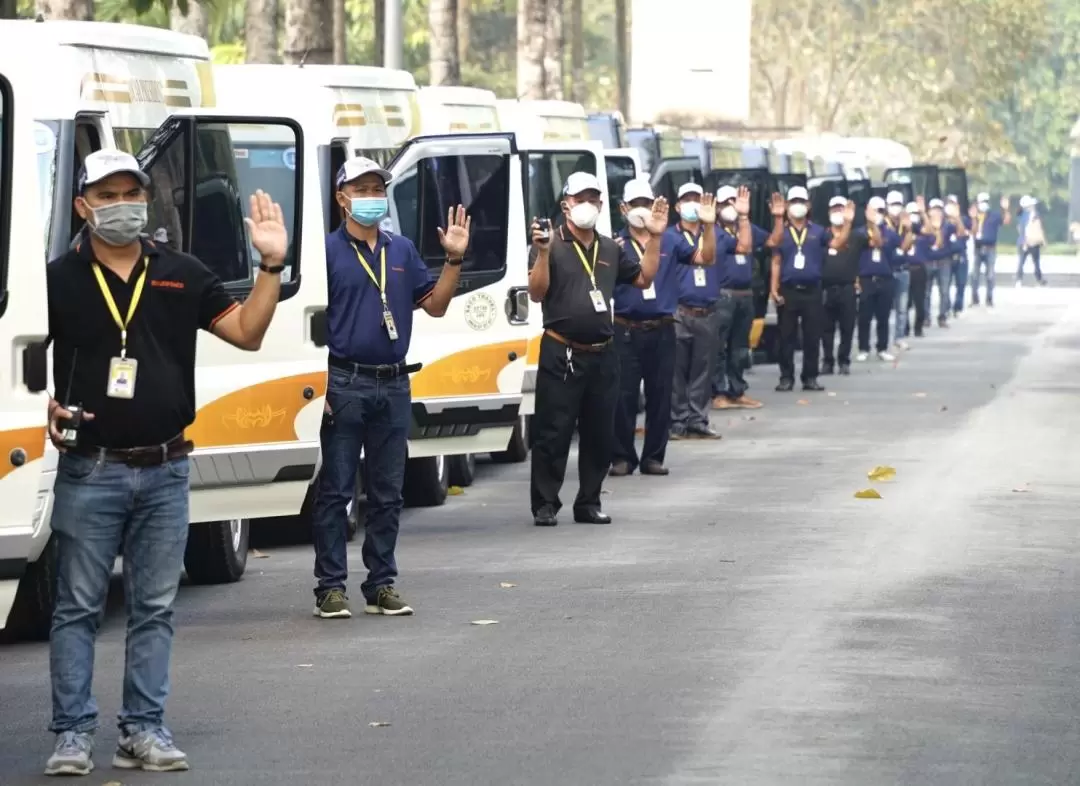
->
xmin=822 ymin=281 xmax=854 ymax=289
xmin=782 ymin=283 xmax=820 ymax=291
xmin=329 ymin=354 xmax=422 ymax=378
xmin=70 ymin=434 xmax=192 ymax=467
xmin=614 ymin=315 xmax=675 ymax=330
xmin=861 ymin=275 xmax=892 ymax=282
xmin=720 ymin=287 xmax=754 ymax=296
xmin=677 ymin=303 xmax=715 ymax=317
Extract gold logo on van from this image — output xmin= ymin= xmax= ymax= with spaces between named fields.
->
xmin=444 ymin=366 xmax=491 ymax=385
xmin=222 ymin=405 xmax=288 ymax=429
xmin=81 ymin=72 xmax=193 ymax=107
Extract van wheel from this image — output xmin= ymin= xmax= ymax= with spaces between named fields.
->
xmin=6 ymin=536 xmax=58 ymax=642
xmin=184 ymin=519 xmax=249 ymax=585
xmin=447 ymin=453 xmax=477 ymax=487
xmin=491 ymin=415 xmax=529 ymax=463
xmin=403 ymin=455 xmax=448 ymax=508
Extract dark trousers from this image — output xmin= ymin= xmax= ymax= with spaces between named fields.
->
xmin=712 ymin=290 xmax=755 ymax=399
xmin=909 ymin=265 xmax=928 ymax=336
xmin=858 ymin=275 xmax=894 ymax=353
xmin=821 ymin=282 xmax=856 ymax=367
xmin=612 ymin=320 xmax=675 ymax=471
xmin=778 ymin=284 xmax=824 ymax=383
xmin=531 ymin=333 xmax=619 ymax=515
xmin=951 ymin=256 xmax=968 ymax=313
xmin=672 ymin=305 xmax=719 ymax=432
xmin=1017 ymin=246 xmax=1043 ymax=282
xmin=312 ymin=368 xmax=411 ymax=601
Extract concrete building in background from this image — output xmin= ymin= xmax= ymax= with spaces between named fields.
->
xmin=629 ymin=0 xmax=751 ymax=129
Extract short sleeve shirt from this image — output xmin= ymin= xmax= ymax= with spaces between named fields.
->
xmin=777 ymin=221 xmax=830 ymax=285
xmin=716 ymin=222 xmax=769 ymax=289
xmin=613 ymin=228 xmax=694 ymax=319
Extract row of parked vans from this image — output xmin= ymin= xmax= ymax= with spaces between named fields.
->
xmin=0 ymin=19 xmax=969 ymax=641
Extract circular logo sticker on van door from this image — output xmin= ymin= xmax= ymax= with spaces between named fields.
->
xmin=464 ymin=292 xmax=498 ymax=331
xmin=282 ymin=147 xmax=296 ymax=170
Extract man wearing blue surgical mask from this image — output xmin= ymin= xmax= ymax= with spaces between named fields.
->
xmin=311 ymin=158 xmax=469 ymax=621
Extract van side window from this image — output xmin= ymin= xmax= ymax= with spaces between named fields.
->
xmin=0 ymin=76 xmax=10 ymax=315
xmin=390 ymin=153 xmax=509 ymax=279
xmin=525 ymin=152 xmax=596 ymax=231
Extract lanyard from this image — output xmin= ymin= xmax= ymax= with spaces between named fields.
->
xmin=92 ymin=258 xmax=148 ymax=359
xmin=976 ymin=214 xmax=985 ymax=234
xmin=788 ymin=225 xmax=807 ymax=251
xmin=352 ymin=242 xmax=388 ymax=303
xmin=630 ymin=238 xmax=645 ymax=258
xmin=682 ymin=230 xmax=702 ymax=250
xmin=571 ymin=239 xmax=599 ymax=288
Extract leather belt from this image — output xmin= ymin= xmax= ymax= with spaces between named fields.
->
xmin=544 ymin=329 xmax=611 ymax=353
xmin=677 ymin=304 xmax=714 ymax=317
xmin=329 ymin=354 xmax=422 ymax=378
xmin=720 ymin=288 xmax=753 ymax=296
xmin=823 ymin=281 xmax=855 ymax=289
xmin=782 ymin=283 xmax=820 ymax=291
xmin=614 ymin=315 xmax=675 ymax=330
xmin=70 ymin=434 xmax=193 ymax=467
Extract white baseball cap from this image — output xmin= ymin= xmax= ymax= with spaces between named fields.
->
xmin=77 ymin=149 xmax=150 ymax=193
xmin=976 ymin=192 xmax=990 ymax=202
xmin=786 ymin=185 xmax=809 ymax=202
xmin=337 ymin=156 xmax=392 ymax=188
xmin=868 ymin=196 xmax=886 ymax=210
xmin=564 ymin=171 xmax=603 ymax=197
xmin=828 ymin=196 xmax=847 ymax=208
xmin=1020 ymin=195 xmax=1036 ymax=208
xmin=906 ymin=201 xmax=920 ymax=214
xmin=886 ymin=190 xmax=905 ymax=205
xmin=947 ymin=194 xmax=960 ymax=204
xmin=928 ymin=198 xmax=945 ymax=209
xmin=622 ymin=178 xmax=654 ymax=203
xmin=677 ymin=182 xmax=704 ymax=200
xmin=716 ymin=185 xmax=738 ymax=203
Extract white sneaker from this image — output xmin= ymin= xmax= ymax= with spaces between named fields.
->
xmin=894 ymin=340 xmax=910 ymax=351
xmin=855 ymin=352 xmax=869 ymax=362
xmin=1015 ymin=280 xmax=1023 ymax=288
xmin=878 ymin=351 xmax=896 ymax=362
xmin=44 ymin=731 xmax=94 ymax=776
xmin=113 ymin=728 xmax=189 ymax=772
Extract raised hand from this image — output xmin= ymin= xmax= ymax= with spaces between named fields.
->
xmin=968 ymin=204 xmax=978 ymax=219
xmin=863 ymin=203 xmax=877 ymax=224
xmin=245 ymin=190 xmax=289 ymax=263
xmin=437 ymin=205 xmax=471 ymax=258
xmin=645 ymin=196 xmax=670 ymax=235
xmin=916 ymin=195 xmax=927 ymax=213
xmin=1000 ymin=195 xmax=1010 ymax=211
xmin=900 ymin=210 xmax=912 ymax=230
xmin=530 ymin=217 xmax=551 ymax=249
xmin=735 ymin=185 xmax=751 ymax=216
xmin=844 ymin=200 xmax=856 ymax=223
xmin=697 ymin=193 xmax=717 ymax=225
xmin=769 ymin=192 xmax=786 ymax=217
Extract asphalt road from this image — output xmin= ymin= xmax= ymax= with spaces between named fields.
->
xmin=3 ymin=284 xmax=1080 ymax=785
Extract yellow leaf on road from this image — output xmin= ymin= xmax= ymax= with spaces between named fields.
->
xmin=448 ymin=486 xmax=464 ymax=496
xmin=854 ymin=488 xmax=882 ymax=499
xmin=867 ymin=465 xmax=896 ymax=482
xmin=499 ymin=582 xmax=517 ymax=588
xmin=471 ymin=619 xmax=499 ymax=626
xmin=796 ymin=399 xmax=810 ymax=405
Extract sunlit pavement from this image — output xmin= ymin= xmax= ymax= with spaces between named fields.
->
xmin=3 ymin=285 xmax=1080 ymax=785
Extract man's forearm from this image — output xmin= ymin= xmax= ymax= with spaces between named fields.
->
xmin=766 ymin=217 xmax=784 ymax=248
xmin=237 ymin=269 xmax=282 ymax=347
xmin=528 ymin=252 xmax=551 ymax=302
xmin=427 ymin=263 xmax=462 ymax=316
xmin=637 ymin=233 xmax=661 ymax=285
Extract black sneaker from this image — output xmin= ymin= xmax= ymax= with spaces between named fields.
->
xmin=775 ymin=378 xmax=794 ymax=392
xmin=821 ymin=361 xmax=835 ymax=375
xmin=802 ymin=379 xmax=825 ymax=392
xmin=838 ymin=364 xmax=851 ymax=375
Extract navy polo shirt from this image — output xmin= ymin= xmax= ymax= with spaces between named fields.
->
xmin=777 ymin=221 xmax=829 ymax=285
xmin=943 ymin=221 xmax=965 ymax=256
xmin=716 ymin=223 xmax=769 ymax=289
xmin=677 ymin=229 xmax=731 ymax=307
xmin=858 ymin=225 xmax=897 ymax=277
xmin=613 ymin=227 xmax=694 ymax=319
xmin=973 ymin=210 xmax=1004 ymax=246
xmin=325 ymin=226 xmax=436 ymax=364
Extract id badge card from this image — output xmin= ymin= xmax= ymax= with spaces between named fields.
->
xmin=382 ymin=302 xmax=400 ymax=341
xmin=693 ymin=267 xmax=707 ymax=287
xmin=872 ymin=249 xmax=882 ymax=263
xmin=589 ymin=288 xmax=607 ymax=313
xmin=794 ymin=252 xmax=806 ymax=270
xmin=642 ymin=283 xmax=657 ymax=300
xmin=106 ymin=356 xmax=138 ymax=399
xmin=735 ymin=254 xmax=748 ymax=266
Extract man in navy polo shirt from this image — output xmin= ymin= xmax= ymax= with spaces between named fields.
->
xmin=771 ymin=186 xmax=852 ymax=392
xmin=969 ymin=192 xmax=1011 ymax=306
xmin=610 ymin=179 xmax=715 ymax=474
xmin=710 ymin=184 xmax=770 ymax=411
xmin=311 ymin=157 xmax=469 ymax=620
xmin=855 ymin=196 xmax=909 ymax=363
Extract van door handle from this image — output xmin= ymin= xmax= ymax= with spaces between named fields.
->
xmin=309 ymin=309 xmax=328 ymax=348
xmin=22 ymin=340 xmax=49 ymax=393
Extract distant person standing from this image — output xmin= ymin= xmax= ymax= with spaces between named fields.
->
xmin=969 ymin=192 xmax=1011 ymax=306
xmin=820 ymin=196 xmax=859 ymax=375
xmin=528 ymin=173 xmax=665 ymax=526
xmin=884 ymin=190 xmax=913 ymax=351
xmin=946 ymin=195 xmax=971 ymax=317
xmin=904 ymin=202 xmax=933 ymax=337
xmin=1016 ymin=195 xmax=1047 ymax=287
xmin=855 ymin=196 xmax=903 ymax=363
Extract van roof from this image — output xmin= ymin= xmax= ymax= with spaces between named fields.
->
xmin=507 ymin=99 xmax=587 ymax=119
xmin=419 ymin=85 xmax=498 ymax=105
xmin=215 ymin=64 xmax=416 ymax=92
xmin=0 ymin=19 xmax=209 ymax=60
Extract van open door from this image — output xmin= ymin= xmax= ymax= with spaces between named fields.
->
xmin=808 ymin=174 xmax=848 ymax=227
xmin=846 ymin=178 xmax=875 ymax=229
xmin=884 ymin=165 xmax=941 ymax=202
xmin=650 ymin=157 xmax=703 ymax=226
xmin=603 ymin=147 xmax=641 ymax=233
xmin=0 ymin=68 xmax=53 ymax=634
xmin=938 ymin=167 xmax=969 ymax=215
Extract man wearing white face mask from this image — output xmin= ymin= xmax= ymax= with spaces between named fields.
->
xmin=42 ymin=150 xmax=288 ymax=774
xmin=528 ymin=172 xmax=666 ymax=526
xmin=945 ymin=195 xmax=971 ymax=317
xmin=884 ymin=191 xmax=914 ymax=350
xmin=969 ymin=192 xmax=1011 ymax=306
xmin=820 ymin=196 xmax=860 ymax=375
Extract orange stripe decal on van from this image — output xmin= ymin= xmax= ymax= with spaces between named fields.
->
xmin=409 ymin=340 xmax=528 ymax=399
xmin=524 ymin=334 xmax=543 ymax=365
xmin=0 ymin=425 xmax=47 ymax=481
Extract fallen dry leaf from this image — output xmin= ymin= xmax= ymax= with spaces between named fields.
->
xmin=448 ymin=486 xmax=464 ymax=496
xmin=797 ymin=399 xmax=810 ymax=405
xmin=296 ymin=663 xmax=313 ymax=668
xmin=744 ymin=415 xmax=756 ymax=421
xmin=867 ymin=465 xmax=896 ymax=482
xmin=913 ymin=392 xmax=927 ymax=398
xmin=471 ymin=619 xmax=499 ymax=626
xmin=499 ymin=582 xmax=517 ymax=588
xmin=250 ymin=549 xmax=269 ymax=559
xmin=103 ymin=782 xmax=123 ymax=786
xmin=368 ymin=721 xmax=392 ymax=728
xmin=854 ymin=488 xmax=882 ymax=499
xmin=1011 ymin=487 xmax=1031 ymax=493
xmin=827 ymin=391 xmax=837 ymax=397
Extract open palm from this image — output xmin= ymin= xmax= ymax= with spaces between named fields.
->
xmin=438 ymin=205 xmax=471 ymax=258
xmin=245 ymin=190 xmax=288 ymax=262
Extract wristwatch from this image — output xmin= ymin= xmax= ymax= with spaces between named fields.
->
xmin=446 ymin=257 xmax=463 ymax=267
xmin=259 ymin=261 xmax=286 ymax=274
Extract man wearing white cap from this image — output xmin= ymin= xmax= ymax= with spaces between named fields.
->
xmin=528 ymin=171 xmax=667 ymax=526
xmin=904 ymin=201 xmax=933 ymax=337
xmin=771 ymin=185 xmax=852 ymax=391
xmin=970 ymin=192 xmax=1011 ymax=306
xmin=610 ymin=179 xmax=715 ymax=475
xmin=884 ymin=190 xmax=914 ymax=350
xmin=853 ymin=195 xmax=899 ymax=362
xmin=820 ymin=196 xmax=860 ymax=374
xmin=923 ymin=197 xmax=964 ymax=328
xmin=43 ymin=150 xmax=289 ymax=773
xmin=1016 ymin=195 xmax=1047 ymax=287
xmin=945 ymin=195 xmax=972 ymax=317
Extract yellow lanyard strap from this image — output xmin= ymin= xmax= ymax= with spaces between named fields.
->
xmin=572 ymin=239 xmax=599 ymax=288
xmin=682 ymin=230 xmax=703 ymax=250
xmin=630 ymin=239 xmax=646 ymax=258
xmin=353 ymin=243 xmax=387 ymax=303
xmin=92 ymin=258 xmax=148 ymax=359
xmin=788 ymin=225 xmax=807 ymax=251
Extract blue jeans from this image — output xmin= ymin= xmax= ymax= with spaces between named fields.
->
xmin=712 ymin=291 xmax=755 ymax=399
xmin=312 ymin=369 xmax=410 ymax=601
xmin=935 ymin=263 xmax=952 ymax=320
xmin=612 ymin=320 xmax=675 ymax=470
xmin=971 ymin=246 xmax=996 ymax=304
xmin=1017 ymin=246 xmax=1043 ymax=282
xmin=951 ymin=257 xmax=968 ymax=313
xmin=49 ymin=452 xmax=190 ymax=735
xmin=892 ymin=268 xmax=910 ymax=340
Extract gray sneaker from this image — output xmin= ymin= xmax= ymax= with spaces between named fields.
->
xmin=364 ymin=586 xmax=414 ymax=616
xmin=44 ymin=731 xmax=94 ymax=776
xmin=313 ymin=588 xmax=352 ymax=619
xmin=112 ymin=728 xmax=189 ymax=772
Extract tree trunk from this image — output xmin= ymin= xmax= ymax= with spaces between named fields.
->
xmin=35 ymin=0 xmax=92 ymax=20
xmin=245 ymin=0 xmax=280 ymax=63
xmin=332 ymin=0 xmax=346 ymax=64
xmin=429 ymin=0 xmax=460 ymax=85
xmin=568 ymin=0 xmax=583 ymax=102
xmin=283 ymin=0 xmax=332 ymax=65
xmin=374 ymin=0 xmax=385 ymax=66
xmin=0 ymin=0 xmax=18 ymax=19
xmin=517 ymin=0 xmax=547 ymax=99
xmin=614 ymin=0 xmax=628 ymax=118
xmin=169 ymin=0 xmax=208 ymax=38
xmin=457 ymin=0 xmax=471 ymax=67
xmin=544 ymin=0 xmax=564 ymax=99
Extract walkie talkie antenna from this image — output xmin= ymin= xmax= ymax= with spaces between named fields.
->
xmin=63 ymin=348 xmax=78 ymax=406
